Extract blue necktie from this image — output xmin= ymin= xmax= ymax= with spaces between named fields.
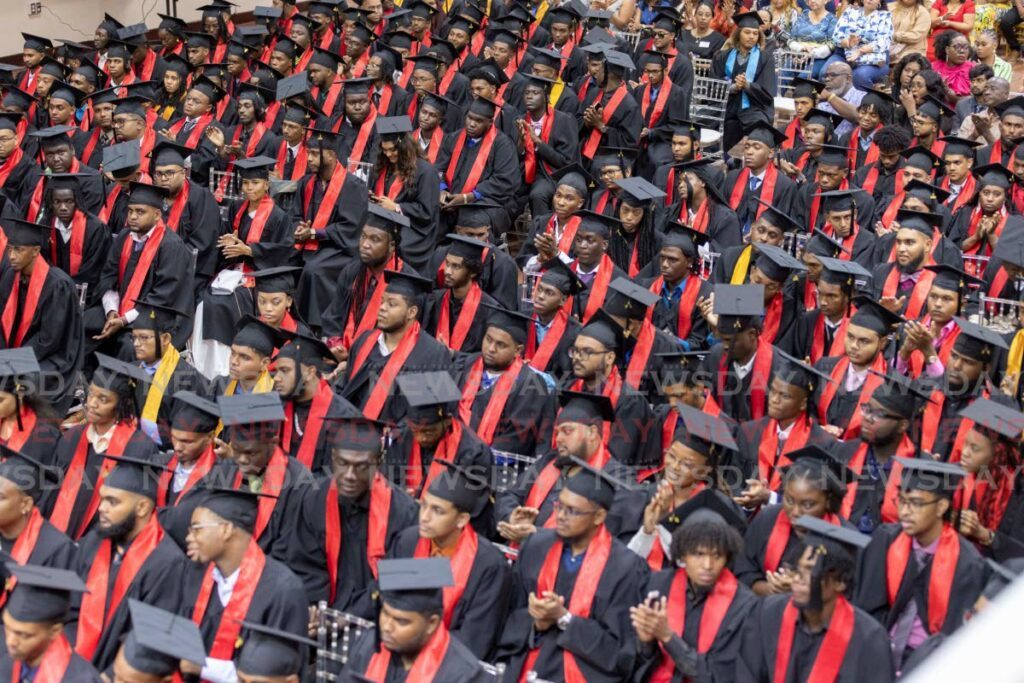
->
xmin=749 ymin=176 xmax=761 ymax=192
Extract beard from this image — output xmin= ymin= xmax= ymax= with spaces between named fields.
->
xmin=897 ymin=252 xmax=925 ymax=274
xmin=97 ymin=514 xmax=137 ymax=542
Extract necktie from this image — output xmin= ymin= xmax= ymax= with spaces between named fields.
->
xmin=183 ymin=118 xmax=196 ymax=133
xmin=287 ymin=147 xmax=296 ymax=162
xmin=749 ymin=176 xmax=761 ymax=192
xmin=133 ymin=239 xmax=145 ymax=253
xmin=899 ymin=277 xmax=915 ymax=294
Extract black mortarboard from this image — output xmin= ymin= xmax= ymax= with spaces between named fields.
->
xmin=232 ymin=315 xmax=280 ymax=357
xmin=236 ymin=622 xmax=316 ymax=677
xmin=904 ymin=178 xmax=950 ymax=205
xmin=189 ymin=74 xmax=227 ymax=104
xmin=253 ymin=5 xmax=284 ymax=18
xmin=282 ymin=100 xmax=317 ymax=125
xmin=675 ymin=158 xmax=728 ymax=205
xmin=753 ymin=243 xmax=807 ymax=283
xmin=556 ymin=390 xmax=616 ymax=426
xmin=444 ymin=233 xmax=487 ymax=262
xmin=652 ymin=8 xmax=682 ymax=30
xmin=564 ymin=456 xmax=630 ymax=509
xmin=0 ymin=446 xmax=54 ymax=501
xmin=901 ymin=145 xmax=942 ymax=173
xmin=547 ymin=5 xmax=582 ymax=26
xmin=422 ymin=91 xmax=460 ymax=114
xmin=816 ymin=188 xmax=860 ymax=213
xmin=276 ymin=72 xmax=310 ymax=101
xmin=343 ymin=77 xmax=375 ymax=96
xmin=527 ymin=45 xmax=564 ymax=71
xmin=993 ymin=218 xmax=1024 ymax=268
xmin=171 ymin=391 xmax=220 ymax=433
xmin=99 ymin=13 xmax=125 ymax=34
xmin=895 ymin=207 xmax=942 ymax=236
xmin=787 ymin=444 xmax=856 ymax=485
xmin=869 ymin=370 xmax=933 ymax=420
xmin=0 ymin=218 xmax=48 ymax=248
xmin=425 ymin=459 xmax=490 ymax=517
xmin=604 ymin=50 xmax=634 ymax=74
xmin=773 ymin=348 xmax=834 ymax=394
xmin=48 ymin=82 xmax=86 ymax=107
xmin=663 ymin=488 xmax=747 ymax=534
xmin=102 ymin=454 xmax=167 ymax=501
xmin=250 ymin=266 xmax=301 ymax=294
xmin=974 ymin=163 xmax=1014 ymax=190
xmin=805 ymin=229 xmax=847 ymax=259
xmin=305 ymin=126 xmax=343 ymax=151
xmin=655 ymin=350 xmax=707 ymax=387
xmin=481 ymin=303 xmax=531 ymax=346
xmin=158 ymin=13 xmax=189 ymax=33
xmin=733 ymin=10 xmax=764 ymax=28
xmin=794 ymin=515 xmax=870 ymax=550
xmin=613 ymin=176 xmax=666 ymax=207
xmin=38 ymin=56 xmax=69 ymax=80
xmin=91 ymin=354 xmax=140 ymax=400
xmin=818 ymin=256 xmax=869 ymax=290
xmin=574 ymin=209 xmax=619 ymax=239
xmin=233 ymin=155 xmax=277 ymax=180
xmin=383 ymin=269 xmax=432 ymax=300
xmin=127 ymin=181 xmax=170 ymax=208
xmin=397 ymin=371 xmax=463 ymax=423
xmin=816 ymin=143 xmax=849 ymax=168
xmin=408 ymin=0 xmax=439 ymax=18
xmin=576 ymin=309 xmax=625 ymax=354
xmin=754 ymin=203 xmax=802 ymax=236
xmin=804 ymin=108 xmax=843 ymax=132
xmin=290 ymin=13 xmax=324 ymax=33
xmin=112 ymin=95 xmax=150 ymax=119
xmin=606 ymin=277 xmax=659 ymax=320
xmin=790 ymin=76 xmax=826 ymax=99
xmin=467 ymin=95 xmax=498 ymax=118
xmin=103 ymin=141 xmax=142 ymax=177
xmin=5 ymin=564 xmax=87 ymax=624
xmin=30 ymin=125 xmax=76 ymax=150
xmin=454 ymin=200 xmax=501 ymax=228
xmin=952 ymin=315 xmax=1009 ymax=361
xmin=539 ymin=259 xmax=585 ymax=296
xmin=917 ymin=95 xmax=954 ymax=123
xmin=849 ymin=296 xmax=903 ymax=336
xmin=661 ymin=221 xmax=709 ymax=258
xmin=21 ymin=34 xmax=52 ymax=52
xmin=378 ymin=558 xmax=453 ymax=614
xmin=185 ymin=31 xmax=217 ymax=50
xmin=131 ymin=300 xmax=186 ymax=333
xmin=714 ymin=284 xmax=765 ymax=332
xmin=0 ymin=347 xmax=40 ymax=392
xmin=995 ymin=95 xmax=1024 ymax=118
xmin=896 ymin=457 xmax=965 ymax=497
xmin=197 ymin=486 xmax=268 ymax=532
xmin=1 ymin=89 xmax=35 ymax=112
xmin=860 ymin=88 xmax=896 ymax=112
xmin=550 ymin=162 xmax=592 ymax=197
xmin=676 ymin=403 xmax=738 ymax=453
xmin=366 ymin=203 xmax=410 ymax=235
xmin=939 ymin=135 xmax=983 ymax=158
xmin=489 ymin=27 xmax=521 ymax=49
xmin=322 ymin=415 xmax=387 ymax=452
xmin=148 ymin=139 xmax=193 ymax=171
xmin=276 ymin=330 xmax=334 ymax=370
xmin=923 ymin=264 xmax=984 ymax=295
xmin=123 ymin=600 xmax=206 ymax=675
xmin=744 ymin=120 xmax=787 ymax=148
xmin=960 ymin=397 xmax=1024 ymax=442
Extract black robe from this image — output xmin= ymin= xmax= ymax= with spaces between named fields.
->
xmin=287 ymin=476 xmax=418 ymax=619
xmin=559 ymin=374 xmax=658 ymax=467
xmin=701 ymin=343 xmax=780 ymax=424
xmin=435 ymin=125 xmax=522 ymax=233
xmin=135 ymin=356 xmax=209 ymax=448
xmin=711 ymin=244 xmax=757 ymax=285
xmin=852 ymin=161 xmax=903 ymax=204
xmin=665 ymin=199 xmax=743 ymax=255
xmin=344 ymin=624 xmax=489 ymax=682
xmin=497 ymin=528 xmax=649 ymax=683
xmin=0 ymin=262 xmax=84 ymax=413
xmin=641 ymin=274 xmax=714 ymax=351
xmin=73 ymin=531 xmax=189 ymax=673
xmin=320 ymin=259 xmax=418 ymax=342
xmin=633 ymin=79 xmax=690 ymax=179
xmin=389 ymin=526 xmax=513 ymax=660
xmin=0 ymin=643 xmax=102 ymax=682
xmin=811 ymin=354 xmax=876 ymax=434
xmin=29 ymin=165 xmax=105 ymax=218
xmin=454 ymin=353 xmax=556 ymax=457
xmin=834 ymin=438 xmax=922 ymax=534
xmin=0 ymin=515 xmax=77 ymax=579
xmin=422 ymin=287 xmax=501 ymax=354
xmin=733 ymin=417 xmax=837 ymax=489
xmin=372 ymin=159 xmax=441 ymax=274
xmin=722 ymin=166 xmax=798 ymax=235
xmin=520 ymin=106 xmax=580 ymax=215
xmin=336 ymin=117 xmax=379 ymax=167
xmin=791 ymin=310 xmax=848 ymax=365
xmin=620 ymin=323 xmax=685 ymax=405
xmin=529 ymin=311 xmax=581 ymax=381
xmin=709 ymin=48 xmax=776 ymax=152
xmin=580 ymin=84 xmax=644 ymax=162
xmin=734 ymin=593 xmax=895 ymax=682
xmin=426 ymin=242 xmax=520 ymax=310
xmin=633 ymin=569 xmax=759 ymax=683
xmin=290 ymin=166 xmax=369 ymax=330
xmin=573 ymin=257 xmax=629 ymax=322
xmin=0 ymin=151 xmax=43 ymax=213
xmin=46 ymin=211 xmax=111 ymax=307
xmin=161 ymin=179 xmax=225 ymax=283
xmin=282 ymin=388 xmax=362 ymax=475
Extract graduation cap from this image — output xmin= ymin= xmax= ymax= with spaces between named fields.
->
xmin=276 ymin=73 xmax=311 ymax=104
xmin=0 ymin=446 xmax=56 ymax=501
xmin=995 ymin=95 xmax=1024 ymax=119
xmin=654 ymin=350 xmax=708 ymax=388
xmin=0 ymin=347 xmax=41 ymax=391
xmin=249 ymin=266 xmax=301 ymax=295
xmin=488 ymin=27 xmax=522 ymax=49
xmin=573 ymin=209 xmax=620 ymax=239
xmin=1 ymin=88 xmax=35 ymax=112
xmin=576 ymin=309 xmax=625 ymax=356
xmin=170 ymin=391 xmax=220 ymax=434
xmin=37 ymin=56 xmax=69 ymax=80
xmin=604 ymin=50 xmax=635 ymax=74
xmin=848 ymin=296 xmax=903 ymax=337
xmin=116 ymin=23 xmax=149 ymax=45
xmin=790 ymin=76 xmax=826 ymax=100
xmin=939 ymin=135 xmax=983 ymax=158
xmin=613 ymin=176 xmax=665 ymax=207
xmin=952 ymin=315 xmax=1009 ymax=361
xmin=467 ymin=60 xmax=509 ymax=88
xmin=900 ymin=145 xmax=942 ymax=173
xmin=30 ymin=125 xmax=77 ymax=150
xmin=127 ymin=181 xmax=170 ymax=208
xmin=305 ymin=126 xmax=344 ymax=151
xmin=424 ymin=459 xmax=491 ymax=517
xmin=123 ymin=600 xmax=207 ymax=676
xmin=914 ymin=95 xmax=953 ymax=124
xmin=236 ymin=621 xmax=316 ymax=678
xmin=675 ymin=157 xmax=728 ymax=205
xmin=714 ymin=284 xmax=764 ymax=332
xmin=383 ymin=269 xmax=432 ymax=301
xmin=466 ymin=94 xmax=498 ymax=119
xmin=377 ymin=558 xmax=453 ymax=614
xmin=101 ymin=454 xmax=167 ymax=501
xmin=804 ymin=108 xmax=844 ymax=133
xmin=744 ymin=120 xmax=787 ymax=148
xmin=112 ymin=95 xmax=150 ymax=120
xmin=290 ymin=13 xmax=324 ymax=33
xmin=662 ymin=488 xmax=747 ymax=535
xmin=197 ymin=486 xmax=271 ymax=532
xmin=539 ymin=258 xmax=586 ymax=296
xmin=994 ymin=220 xmax=1024 ymax=268
xmin=923 ymin=264 xmax=984 ymax=297
xmin=443 ymin=233 xmax=487 ymax=263
xmin=276 ymin=330 xmax=334 ymax=372
xmin=362 ymin=204 xmax=409 ymax=237
xmin=322 ymin=414 xmax=388 ymax=452
xmin=48 ymin=82 xmax=87 ymax=107
xmin=103 ymin=141 xmax=143 ymax=177
xmin=868 ymin=370 xmax=933 ymax=420
xmin=753 ymin=243 xmax=807 ymax=283
xmin=817 ymin=256 xmax=869 ymax=291
xmin=903 ymin=178 xmax=950 ymax=205
xmin=237 ymin=81 xmax=275 ymax=107
xmin=158 ymin=13 xmax=189 ymax=33
xmin=527 ymin=45 xmax=565 ymax=71
xmin=253 ymin=5 xmax=284 ymax=19
xmin=233 ymin=155 xmax=277 ymax=180
xmin=592 ymin=145 xmax=637 ymax=172
xmin=773 ymin=348 xmax=834 ymax=395
xmin=859 ymin=88 xmax=896 ymax=114
xmin=421 ymin=91 xmax=461 ymax=115
xmin=131 ymin=300 xmax=186 ymax=333
xmin=547 ymin=4 xmax=583 ymax=26
xmin=185 ymin=31 xmax=217 ymax=51
xmin=408 ymin=0 xmax=439 ymax=18
xmin=556 ymin=389 xmax=616 ymax=427
xmin=895 ymin=457 xmax=966 ymax=498
xmin=232 ymin=314 xmax=280 ymax=357
xmin=550 ymin=162 xmax=592 ymax=197
xmin=606 ymin=277 xmax=659 ymax=321
xmin=732 ymin=10 xmax=764 ymax=28
xmin=397 ymin=371 xmax=463 ymax=423
xmin=959 ymin=397 xmax=1024 ymax=442
xmin=973 ymin=163 xmax=1015 ymax=190
xmin=563 ymin=455 xmax=631 ymax=510
xmin=480 ymin=303 xmax=531 ymax=346
xmin=815 ymin=188 xmax=861 ymax=213
xmin=21 ymin=33 xmax=53 ymax=52
xmin=676 ymin=402 xmax=738 ymax=454
xmin=189 ymin=74 xmax=227 ymax=104
xmin=0 ymin=218 xmax=48 ymax=248
xmin=5 ymin=563 xmax=88 ymax=624
xmin=816 ymin=143 xmax=850 ymax=169
xmin=98 ymin=13 xmax=125 ymax=34
xmin=651 ymin=7 xmax=682 ymax=30
xmin=660 ymin=222 xmax=708 ymax=259
xmin=894 ymin=207 xmax=942 ymax=236
xmin=454 ymin=200 xmax=502 ymax=229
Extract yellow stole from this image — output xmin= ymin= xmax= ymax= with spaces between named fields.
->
xmin=141 ymin=346 xmax=181 ymax=424
xmin=730 ymin=244 xmax=754 ymax=284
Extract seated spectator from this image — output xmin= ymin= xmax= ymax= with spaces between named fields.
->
xmin=681 ymin=0 xmax=728 ymax=60
xmin=889 ymin=0 xmax=932 ymax=59
xmin=760 ymin=0 xmax=800 ymax=44
xmin=952 ymin=63 xmax=994 ymax=130
xmin=787 ymin=0 xmax=838 ymax=77
xmin=931 ymin=29 xmax=978 ymax=96
xmin=898 ymin=67 xmax=952 ymax=124
xmin=930 ymin=0 xmax=976 ymax=59
xmin=958 ymin=75 xmax=1010 ymax=143
xmin=973 ymin=28 xmax=1012 ymax=80
xmin=830 ymin=0 xmax=894 ymax=89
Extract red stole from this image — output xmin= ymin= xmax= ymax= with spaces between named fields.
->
xmin=0 ymin=508 xmax=44 ymax=608
xmin=413 ymin=526 xmax=478 ymax=626
xmin=765 ymin=511 xmax=840 ymax=573
xmin=215 ymin=123 xmax=268 ymax=200
xmin=841 ymin=435 xmax=916 ymax=519
xmin=325 ymin=474 xmax=392 ymax=603
xmin=518 ymin=527 xmax=614 ymax=683
xmin=165 ymin=181 xmax=191 ymax=232
xmin=809 ymin=314 xmax=849 ymax=365
xmin=168 ymin=113 xmax=213 ymax=148
xmin=760 ymin=293 xmax=783 ymax=344
xmin=348 ymin=107 xmax=379 ymax=162
xmin=650 ymin=569 xmax=738 ymax=682
xmin=445 ymin=127 xmax=497 ymax=193
xmin=942 ymin=174 xmax=976 ymax=213
xmin=458 ymin=356 xmax=523 ymax=444
xmin=365 ymin=622 xmax=453 ymax=682
xmin=2 ymin=259 xmax=49 ymax=346
xmin=847 ymin=126 xmax=880 ymax=171
xmin=907 ymin=320 xmax=959 ymax=378
xmin=920 ymin=388 xmax=988 ymax=460
xmin=276 ymin=140 xmax=308 ymax=180
xmin=1 ymin=406 xmax=37 ymax=453
xmin=348 ymin=322 xmax=422 ymax=419
xmin=81 ymin=128 xmax=103 ymax=165
xmin=414 ymin=126 xmax=444 ymax=163
xmin=582 ymin=85 xmax=627 ymax=158
xmin=885 ymin=524 xmax=960 ymax=634
xmin=408 ymin=421 xmax=463 ymax=496
xmin=230 ymin=196 xmax=274 ymax=272
xmin=526 ymin=445 xmax=611 ymax=515
xmin=11 ymin=633 xmax=72 ymax=683
xmin=757 ymin=415 xmax=814 ymax=490
xmin=881 ymin=267 xmax=936 ymax=321
xmin=523 ymin=108 xmax=555 ymax=183
xmin=435 ymin=283 xmax=483 ymax=351
xmin=640 ymin=80 xmax=672 ymax=127
xmin=808 ymin=178 xmax=848 ymax=230
xmin=546 ymin=214 xmax=581 ymax=255
xmin=773 ymin=596 xmax=855 ymax=683
xmin=578 ymin=254 xmax=616 ymax=323
xmin=50 ymin=211 xmax=87 ymax=276
xmin=374 ymin=170 xmax=404 ymax=200
xmin=300 ymin=162 xmax=349 ymax=249
xmin=717 ymin=339 xmax=774 ymax=420
xmin=782 ymin=117 xmax=801 ymax=150
xmin=680 ymin=198 xmax=711 ymax=234
xmin=0 ymin=147 xmax=24 ymax=188
xmin=281 ymin=380 xmax=334 ymax=468
xmin=963 ymin=206 xmax=1008 ymax=262
xmin=624 ymin=322 xmax=658 ymax=390
xmin=191 ymin=539 xmax=266 ymax=659
xmin=156 ymin=447 xmax=216 ymax=507
xmin=342 ymin=262 xmax=398 ymax=348
xmin=645 ymin=276 xmax=702 ymax=339
xmin=76 ymin=516 xmax=165 ymax=659
xmin=526 ymin=309 xmax=568 ymax=372
xmin=728 ymin=165 xmax=778 ymax=220
xmin=817 ymin=354 xmax=887 ymax=439
xmin=117 ymin=222 xmax=167 ymax=315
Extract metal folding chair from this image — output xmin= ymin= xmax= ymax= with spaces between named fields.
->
xmin=773 ymin=49 xmax=813 ymax=97
xmin=75 ymin=283 xmax=88 ymax=310
xmin=962 ymin=254 xmax=991 ymax=280
xmin=315 ymin=604 xmax=376 ymax=681
xmin=689 ymin=76 xmax=730 ymax=157
xmin=208 ymin=169 xmax=243 ymax=221
xmin=492 ymin=450 xmax=538 ymax=493
xmin=979 ymin=294 xmax=1024 ymax=334
xmin=347 ymin=159 xmax=374 ymax=184
xmin=480 ymin=661 xmax=508 ymax=682
xmin=691 ymin=56 xmax=712 ymax=78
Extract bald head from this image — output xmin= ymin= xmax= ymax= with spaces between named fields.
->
xmin=823 ymin=62 xmax=853 ymax=95
xmin=984 ymin=78 xmax=1010 ymax=107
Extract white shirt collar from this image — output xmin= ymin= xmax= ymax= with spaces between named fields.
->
xmin=130 ymin=225 xmax=157 ymax=243
xmin=733 ymin=353 xmax=757 ymax=380
xmin=212 ymin=566 xmax=240 ymax=606
xmin=777 ymin=420 xmax=795 ymax=440
xmin=86 ymin=423 xmax=117 ymax=453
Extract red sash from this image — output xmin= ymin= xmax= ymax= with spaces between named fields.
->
xmin=413 ymin=526 xmax=477 ymax=626
xmin=0 ymin=507 xmax=44 ymax=608
xmin=365 ymin=622 xmax=453 ymax=681
xmin=841 ymin=435 xmax=916 ymax=519
xmin=847 ymin=127 xmax=879 ymax=171
xmin=342 ymin=262 xmax=400 ymax=349
xmin=988 ymin=138 xmax=1006 ymax=164
xmin=782 ymin=118 xmax=801 ymax=150
xmin=348 ymin=107 xmax=379 ymax=163
xmin=582 ymin=85 xmax=628 ymax=158
xmin=374 ymin=170 xmax=404 ymax=200
xmin=156 ymin=446 xmax=216 ymax=507
xmin=988 ymin=266 xmax=1010 ymax=299
xmin=300 ymin=162 xmax=349 ymax=249
xmin=579 ymin=254 xmax=615 ymax=323
xmin=680 ymin=199 xmax=711 ymax=234
xmin=11 ymin=633 xmax=72 ymax=683
xmin=640 ymin=80 xmax=672 ymax=127
xmin=526 ymin=446 xmax=611 ymax=515
xmin=325 ymin=474 xmax=391 ymax=603
xmin=408 ymin=420 xmax=463 ymax=496
xmin=435 ymin=283 xmax=483 ymax=351
xmin=376 ymin=84 xmax=394 ymax=116
xmin=165 ymin=181 xmax=191 ymax=232
xmin=282 ymin=381 xmax=334 ymax=468
xmin=117 ymin=223 xmax=166 ymax=315
xmin=760 ymin=293 xmax=783 ymax=345
xmin=650 ymin=569 xmax=738 ymax=682
xmin=817 ymin=354 xmax=887 ymax=439
xmin=1 ymin=259 xmax=48 ymax=347
xmin=624 ymin=322 xmax=657 ymax=389
xmin=414 ymin=126 xmax=444 ymax=164
xmin=50 ymin=212 xmax=87 ymax=276
xmin=942 ymin=174 xmax=976 ymax=214
xmin=773 ymin=596 xmax=855 ymax=683
xmin=728 ymin=165 xmax=777 ymax=220
xmin=251 ymin=448 xmax=288 ymax=540
xmin=518 ymin=527 xmax=613 ymax=683
xmin=807 ymin=178 xmax=848 ymax=230
xmin=546 ymin=215 xmax=581 ymax=255
xmin=1 ymin=406 xmax=36 ymax=456
xmin=885 ymin=523 xmax=960 ymax=634
xmin=459 ymin=356 xmax=523 ymax=444
xmin=523 ymin=108 xmax=555 ymax=183
xmin=81 ymin=128 xmax=103 ymax=165
xmin=645 ymin=275 xmax=702 ymax=339
xmin=168 ymin=113 xmax=213 ymax=148
xmin=276 ymin=140 xmax=308 ymax=180
xmin=881 ymin=267 xmax=936 ymax=321
xmin=230 ymin=196 xmax=274 ymax=272
xmin=717 ymin=339 xmax=773 ymax=420
xmin=809 ymin=314 xmax=849 ymax=365
xmin=76 ymin=516 xmax=165 ymax=659
xmin=526 ymin=309 xmax=568 ymax=372
xmin=964 ymin=206 xmax=1008 ymax=264
xmin=765 ymin=511 xmax=840 ymax=573
xmin=0 ymin=147 xmax=24 ymax=188
xmin=216 ymin=123 xmax=268 ymax=200
xmin=757 ymin=415 xmax=813 ymax=491
xmin=49 ymin=422 xmax=135 ymax=539
xmin=348 ymin=322 xmax=422 ymax=419
xmin=445 ymin=127 xmax=497 ymax=193
xmin=907 ymin=320 xmax=959 ymax=379
xmin=920 ymin=388 xmax=987 ymax=460
xmin=191 ymin=539 xmax=266 ymax=659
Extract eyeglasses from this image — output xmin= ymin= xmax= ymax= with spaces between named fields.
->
xmin=552 ymin=500 xmax=598 ymax=517
xmin=896 ymin=495 xmax=942 ymax=511
xmin=950 ymin=42 xmax=970 ymax=51
xmin=859 ymin=404 xmax=902 ymax=422
xmin=653 ymin=30 xmax=671 ymax=39
xmin=187 ymin=521 xmax=227 ymax=534
xmin=131 ymin=334 xmax=156 ymax=345
xmin=152 ymin=169 xmax=184 ymax=180
xmin=568 ymin=347 xmax=608 ymax=360
xmin=823 ymin=72 xmax=845 ymax=80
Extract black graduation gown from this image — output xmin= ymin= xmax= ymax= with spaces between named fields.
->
xmin=336 ymin=117 xmax=379 ymax=167
xmin=169 ymin=120 xmax=221 ymax=187
xmin=793 ymin=180 xmax=877 ymax=234
xmin=723 ymin=167 xmax=798 ymax=234
xmin=283 ymin=389 xmax=362 ymax=475
xmin=633 ymin=569 xmax=759 ymax=683
xmin=73 ymin=531 xmax=189 ymax=672
xmin=213 ymin=123 xmax=281 ymax=178
xmin=0 ymin=263 xmax=84 ymax=412
xmin=734 ymin=593 xmax=895 ymax=683
xmin=287 ymin=476 xmax=418 ymax=619
xmin=497 ymin=528 xmax=649 ymax=683
xmin=0 ymin=151 xmax=43 ymax=213
xmin=854 ymin=522 xmax=987 ymax=639
xmin=791 ymin=309 xmax=847 ymax=365
xmin=135 ymin=357 xmax=209 ymax=447
xmin=46 ymin=211 xmax=111 ymax=307
xmin=0 ymin=415 xmax=62 ymax=466
xmin=0 ymin=645 xmax=102 ymax=682
xmin=455 ymin=353 xmax=556 ymax=457
xmin=665 ymin=199 xmax=743 ymax=254
xmin=867 ymin=261 xmax=927 ymax=318
xmin=529 ymin=311 xmax=581 ymax=381
xmin=852 ymin=161 xmax=902 ymax=204
xmin=372 ymin=82 xmax=413 ymax=118
xmin=426 ymin=243 xmax=519 ymax=310
xmin=422 ymin=287 xmax=500 ymax=354
xmin=834 ymin=439 xmax=921 ymax=535
xmin=581 ymin=85 xmax=644 ymax=161
xmin=733 ymin=418 xmax=837 ymax=489
xmin=320 ymin=260 xmax=417 ymax=341
xmin=709 ymin=48 xmax=776 ymax=152
xmin=0 ymin=516 xmax=77 ymax=576
xmin=573 ymin=258 xmax=629 ymax=321
xmin=701 ymin=343 xmax=780 ymax=424
xmin=435 ymin=126 xmax=521 ymax=232
xmin=558 ymin=374 xmax=657 ymax=467
xmin=520 ymin=106 xmax=580 ymax=214
xmin=389 ymin=526 xmax=513 ymax=660
xmin=711 ymin=244 xmax=758 ymax=285
xmin=344 ymin=624 xmax=489 ymax=682
xmin=810 ymin=354 xmax=867 ymax=433
xmin=161 ymin=179 xmax=225 ymax=283
xmin=373 ymin=159 xmax=441 ymax=274
xmin=29 ymin=164 xmax=106 ymax=218
xmin=987 ymin=475 xmax=1024 ymax=561
xmin=633 ymin=80 xmax=690 ymax=179
xmin=914 ymin=376 xmax=985 ymax=461
xmin=338 ymin=327 xmax=452 ymax=424
xmin=290 ymin=167 xmax=369 ymax=330
xmin=620 ymin=324 xmax=684 ymax=405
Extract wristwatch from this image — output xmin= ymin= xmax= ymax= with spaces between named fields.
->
xmin=556 ymin=612 xmax=573 ymax=631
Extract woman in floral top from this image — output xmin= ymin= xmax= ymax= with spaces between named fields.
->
xmin=787 ymin=0 xmax=837 ymax=76
xmin=829 ymin=0 xmax=894 ymax=89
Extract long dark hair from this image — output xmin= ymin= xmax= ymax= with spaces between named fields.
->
xmin=608 ymin=206 xmax=658 ymax=273
xmin=372 ymin=133 xmax=419 ymax=182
